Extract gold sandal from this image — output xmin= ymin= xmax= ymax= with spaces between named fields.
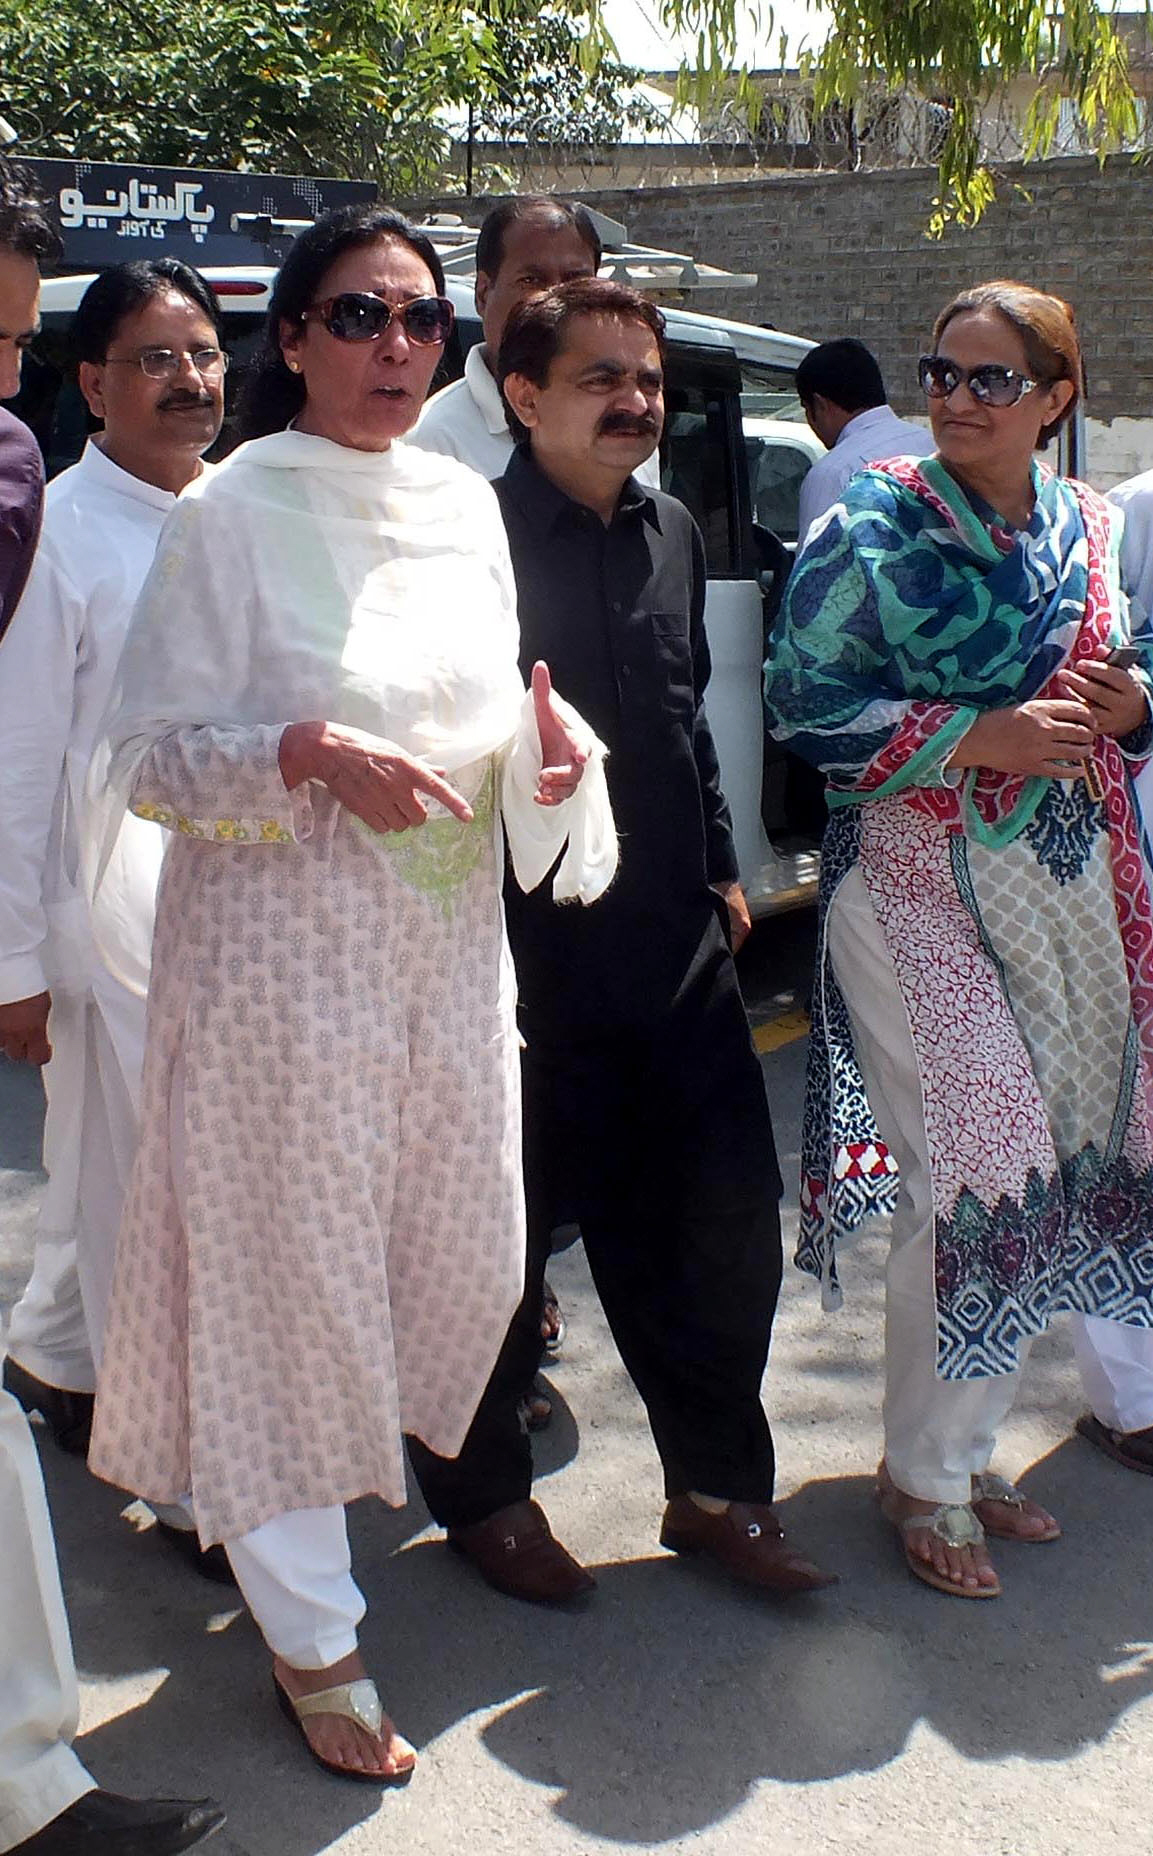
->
xmin=273 ymin=1673 xmax=416 ymax=1784
xmin=971 ymin=1472 xmax=1061 ymax=1542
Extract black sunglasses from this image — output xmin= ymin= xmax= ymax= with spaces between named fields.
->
xmin=918 ymin=355 xmax=1046 ymax=408
xmin=303 ymin=291 xmax=455 ymax=346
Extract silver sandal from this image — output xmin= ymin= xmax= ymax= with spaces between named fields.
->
xmin=971 ymin=1472 xmax=1061 ymax=1542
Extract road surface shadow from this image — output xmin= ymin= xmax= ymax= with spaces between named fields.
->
xmin=37 ymin=1417 xmax=1153 ymax=1852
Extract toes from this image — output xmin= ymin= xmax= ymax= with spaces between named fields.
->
xmin=306 ymin=1718 xmax=411 ymax=1776
xmin=941 ymin=1546 xmax=979 ymax=1590
xmin=907 ymin=1531 xmax=936 ymax=1567
xmin=1025 ymin=1506 xmax=1057 ymax=1535
xmin=384 ymin=1730 xmax=417 ymax=1776
xmin=927 ymin=1541 xmax=993 ymax=1591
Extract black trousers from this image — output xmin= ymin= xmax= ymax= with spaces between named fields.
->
xmin=407 ymin=917 xmax=784 ymax=1528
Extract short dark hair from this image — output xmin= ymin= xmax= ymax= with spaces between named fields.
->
xmin=237 ymin=204 xmax=446 ymax=441
xmin=0 ymin=155 xmax=62 ymax=267
xmin=496 ymin=276 xmax=665 ymax=444
xmin=71 ymin=258 xmax=222 ymax=366
xmin=795 ymin=338 xmax=887 ymax=415
xmin=475 ymin=195 xmax=601 ymax=281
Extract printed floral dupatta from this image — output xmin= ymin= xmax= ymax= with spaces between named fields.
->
xmin=765 ymin=454 xmax=1153 ymax=1370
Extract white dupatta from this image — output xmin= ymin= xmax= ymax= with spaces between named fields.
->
xmin=98 ymin=428 xmax=617 ymax=903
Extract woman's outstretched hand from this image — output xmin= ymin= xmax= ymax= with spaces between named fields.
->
xmin=531 ymin=661 xmax=590 ymax=808
xmin=1058 ymin=660 xmax=1150 ymax=740
xmin=279 ymin=721 xmax=473 ymax=833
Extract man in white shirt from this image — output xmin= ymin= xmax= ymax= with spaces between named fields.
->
xmin=1109 ymin=468 xmax=1153 ymax=621
xmin=1050 ymin=464 xmax=1153 ymax=1478
xmin=0 ymin=167 xmax=225 ymax=1856
xmin=0 ymin=259 xmax=224 ymax=1481
xmin=414 ymin=194 xmax=660 ymax=490
xmin=795 ymin=338 xmax=934 ymax=551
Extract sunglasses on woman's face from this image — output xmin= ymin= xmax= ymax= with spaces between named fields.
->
xmin=303 ymin=291 xmax=455 ymax=346
xmin=918 ymin=355 xmax=1045 ymax=408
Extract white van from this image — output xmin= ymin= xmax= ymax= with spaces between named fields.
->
xmin=17 ymin=236 xmax=827 ymax=917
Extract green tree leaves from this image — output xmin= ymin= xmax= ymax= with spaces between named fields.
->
xmin=0 ymin=0 xmax=492 ymax=194
xmin=648 ymin=0 xmax=1149 ymax=228
xmin=2 ymin=0 xmax=1144 ymax=223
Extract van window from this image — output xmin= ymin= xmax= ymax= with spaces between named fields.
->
xmin=739 ymin=359 xmax=808 ymax=424
xmin=739 ymin=359 xmax=817 ymax=547
xmin=661 ymin=344 xmax=748 ymax=578
xmin=746 ymin=437 xmax=814 ymax=546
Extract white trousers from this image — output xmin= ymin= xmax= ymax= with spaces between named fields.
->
xmin=0 ymin=1387 xmax=93 ymax=1852
xmin=225 ymin=1506 xmax=365 ymax=1671
xmin=1072 ymin=1315 xmax=1153 ymax=1432
xmin=828 ymin=865 xmax=1153 ymax=1502
xmin=7 ymin=982 xmax=143 ymax=1395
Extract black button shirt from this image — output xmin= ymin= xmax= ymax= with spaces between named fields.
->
xmin=496 ymin=446 xmax=739 ymax=1034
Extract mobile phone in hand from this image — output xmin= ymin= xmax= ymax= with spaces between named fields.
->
xmin=1106 ymin=645 xmax=1141 ymax=670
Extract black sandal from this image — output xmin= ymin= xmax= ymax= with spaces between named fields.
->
xmin=1076 ymin=1412 xmax=1153 ymax=1475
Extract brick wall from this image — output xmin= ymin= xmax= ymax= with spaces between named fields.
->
xmin=412 ymin=154 xmax=1153 ymax=428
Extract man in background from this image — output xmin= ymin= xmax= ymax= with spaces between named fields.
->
xmin=0 ymin=160 xmax=225 ymax=1856
xmin=415 ymin=192 xmax=660 ymax=490
xmin=0 ymin=259 xmax=229 ymax=1579
xmin=417 ymin=194 xmax=642 ymax=1426
xmin=795 ymin=336 xmax=933 ymax=550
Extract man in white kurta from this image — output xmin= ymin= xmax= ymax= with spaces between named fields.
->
xmin=413 ymin=194 xmax=660 ymax=490
xmin=0 ymin=192 xmax=226 ymax=1856
xmin=1 ymin=260 xmax=224 ymax=1437
xmin=1062 ymin=464 xmax=1153 ymax=1466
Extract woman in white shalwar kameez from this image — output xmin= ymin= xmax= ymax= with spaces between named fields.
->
xmin=88 ymin=207 xmax=616 ymax=1784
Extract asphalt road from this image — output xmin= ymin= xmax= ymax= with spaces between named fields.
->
xmin=3 ymin=907 xmax=1153 ymax=1856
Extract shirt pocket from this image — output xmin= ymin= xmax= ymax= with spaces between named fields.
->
xmin=648 ymin=612 xmax=694 ymax=722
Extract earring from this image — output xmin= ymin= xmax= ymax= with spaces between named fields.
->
xmin=286 ymin=360 xmax=300 ymax=373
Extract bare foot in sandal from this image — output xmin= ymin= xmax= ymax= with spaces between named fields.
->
xmin=878 ymin=1462 xmax=1000 ymax=1597
xmin=274 ymin=1650 xmax=416 ymax=1781
xmin=971 ymin=1472 xmax=1061 ymax=1542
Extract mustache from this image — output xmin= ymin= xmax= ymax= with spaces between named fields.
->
xmin=598 ymin=410 xmax=659 ymax=437
xmin=157 ymin=391 xmax=216 ymax=411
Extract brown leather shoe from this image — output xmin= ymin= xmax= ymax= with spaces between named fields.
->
xmin=660 ymin=1496 xmax=838 ymax=1594
xmin=448 ymin=1499 xmax=596 ymax=1605
xmin=1076 ymin=1412 xmax=1153 ymax=1474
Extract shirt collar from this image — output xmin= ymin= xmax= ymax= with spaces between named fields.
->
xmin=79 ymin=438 xmax=209 ymax=512
xmin=464 ymin=342 xmax=512 ymax=436
xmin=502 ymin=444 xmax=662 ymax=534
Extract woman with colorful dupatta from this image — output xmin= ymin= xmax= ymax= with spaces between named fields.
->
xmin=765 ymin=281 xmax=1153 ymax=1600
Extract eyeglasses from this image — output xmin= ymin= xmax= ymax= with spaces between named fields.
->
xmin=302 ymin=292 xmax=455 ymax=346
xmin=918 ymin=355 xmax=1045 ymax=408
xmin=103 ymin=347 xmax=229 ymax=381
